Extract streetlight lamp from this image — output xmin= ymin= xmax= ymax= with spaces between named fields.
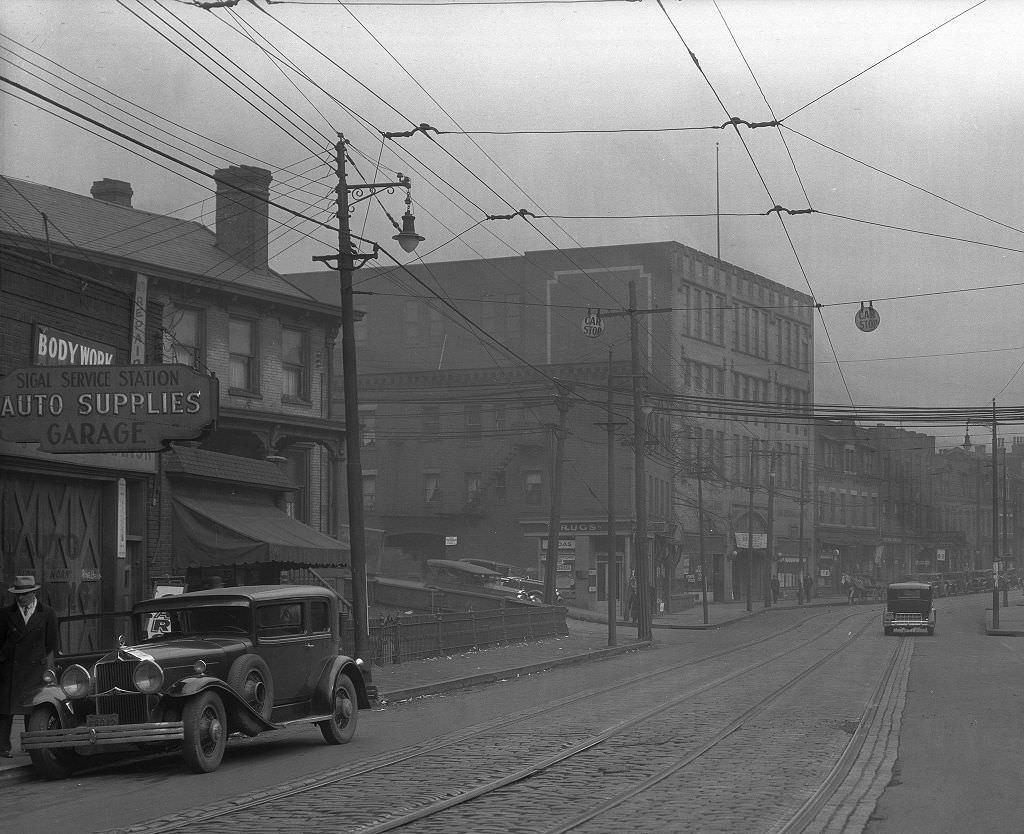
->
xmin=317 ymin=134 xmax=423 ymax=670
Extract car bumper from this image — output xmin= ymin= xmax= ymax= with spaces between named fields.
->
xmin=21 ymin=721 xmax=184 ymax=750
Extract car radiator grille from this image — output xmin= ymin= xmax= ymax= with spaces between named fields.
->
xmin=94 ymin=658 xmax=148 ymax=724
xmin=96 ymin=657 xmax=138 ymax=691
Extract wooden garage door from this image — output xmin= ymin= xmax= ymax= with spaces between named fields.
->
xmin=1 ymin=471 xmax=106 ymax=653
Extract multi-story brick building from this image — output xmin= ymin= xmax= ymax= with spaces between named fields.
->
xmin=1 ymin=168 xmax=347 ymax=649
xmin=290 ymin=241 xmax=816 ymax=611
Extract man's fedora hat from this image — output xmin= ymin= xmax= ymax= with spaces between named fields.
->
xmin=9 ymin=575 xmax=41 ymax=595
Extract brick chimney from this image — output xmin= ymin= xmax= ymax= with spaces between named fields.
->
xmin=214 ymin=165 xmax=272 ymax=270
xmin=90 ymin=178 xmax=133 ymax=207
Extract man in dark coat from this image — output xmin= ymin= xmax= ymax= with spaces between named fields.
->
xmin=0 ymin=575 xmax=59 ymax=757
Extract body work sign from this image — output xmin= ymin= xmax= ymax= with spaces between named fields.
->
xmin=0 ymin=364 xmax=218 ymax=453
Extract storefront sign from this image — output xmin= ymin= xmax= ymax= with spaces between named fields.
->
xmin=33 ymin=324 xmax=116 ymax=367
xmin=0 ymin=364 xmax=218 ymax=453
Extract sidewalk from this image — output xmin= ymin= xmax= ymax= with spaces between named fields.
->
xmin=0 ymin=591 xmax=849 ymax=785
xmin=985 ymin=590 xmax=1024 ymax=635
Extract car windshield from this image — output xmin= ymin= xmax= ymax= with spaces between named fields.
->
xmin=135 ymin=604 xmax=250 ymax=641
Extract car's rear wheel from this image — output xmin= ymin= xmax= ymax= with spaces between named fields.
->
xmin=182 ymin=691 xmax=227 ymax=773
xmin=318 ymin=674 xmax=358 ymax=745
xmin=26 ymin=706 xmax=79 ymax=780
xmin=227 ymin=654 xmax=274 ymax=735
xmin=884 ymin=627 xmax=894 ymax=636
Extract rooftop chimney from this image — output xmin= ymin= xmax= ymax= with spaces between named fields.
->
xmin=90 ymin=178 xmax=133 ymax=207
xmin=214 ymin=165 xmax=272 ymax=270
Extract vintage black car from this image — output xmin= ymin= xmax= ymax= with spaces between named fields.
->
xmin=21 ymin=585 xmax=372 ymax=778
xmin=883 ymin=581 xmax=936 ymax=636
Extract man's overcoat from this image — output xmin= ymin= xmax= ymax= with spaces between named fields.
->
xmin=0 ymin=601 xmax=59 ymax=714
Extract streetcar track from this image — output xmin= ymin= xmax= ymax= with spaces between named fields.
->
xmin=107 ymin=606 xmax=876 ymax=834
xmin=356 ymin=609 xmax=880 ymax=834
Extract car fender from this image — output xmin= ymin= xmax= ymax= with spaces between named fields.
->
xmin=23 ymin=685 xmax=77 ymax=723
xmin=166 ymin=676 xmax=276 ymax=733
xmin=312 ymin=656 xmax=370 ymax=712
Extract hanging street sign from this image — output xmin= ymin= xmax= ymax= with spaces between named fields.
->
xmin=855 ymin=301 xmax=880 ymax=332
xmin=0 ymin=364 xmax=218 ymax=453
xmin=581 ymin=310 xmax=605 ymax=338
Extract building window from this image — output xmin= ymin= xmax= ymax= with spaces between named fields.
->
xmin=465 ymin=472 xmax=481 ymax=505
xmin=464 ymin=403 xmax=481 ymax=443
xmin=360 ymin=406 xmax=377 ymax=447
xmin=494 ymin=471 xmax=507 ymax=503
xmin=169 ymin=307 xmax=203 ymax=369
xmin=362 ymin=472 xmax=377 ymax=512
xmin=282 ymin=327 xmax=309 ymax=401
xmin=423 ymin=405 xmax=440 ymax=435
xmin=494 ymin=404 xmax=506 ymax=433
xmin=424 ymin=471 xmax=442 ymax=504
xmin=284 ymin=448 xmax=309 ymax=523
xmin=229 ymin=316 xmax=258 ymax=393
xmin=524 ymin=470 xmax=543 ymax=505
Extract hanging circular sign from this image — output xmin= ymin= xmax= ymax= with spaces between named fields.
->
xmin=581 ymin=312 xmax=605 ymax=338
xmin=855 ymin=302 xmax=880 ymax=333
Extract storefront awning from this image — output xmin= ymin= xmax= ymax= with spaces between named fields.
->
xmin=173 ymin=496 xmax=348 ymax=568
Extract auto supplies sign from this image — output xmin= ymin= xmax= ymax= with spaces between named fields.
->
xmin=0 ymin=364 xmax=218 ymax=453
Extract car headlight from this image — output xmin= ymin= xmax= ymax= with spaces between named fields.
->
xmin=60 ymin=664 xmax=92 ymax=699
xmin=133 ymin=659 xmax=164 ymax=694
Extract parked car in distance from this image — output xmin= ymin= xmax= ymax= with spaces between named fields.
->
xmin=883 ymin=581 xmax=935 ymax=636
xmin=498 ymin=576 xmax=563 ymax=604
xmin=21 ymin=585 xmax=372 ymax=778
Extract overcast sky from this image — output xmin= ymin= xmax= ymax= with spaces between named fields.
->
xmin=2 ymin=0 xmax=1022 ymax=444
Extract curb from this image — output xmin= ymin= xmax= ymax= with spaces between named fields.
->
xmin=379 ymin=639 xmax=653 ymax=704
xmin=0 ymin=759 xmax=32 ymax=786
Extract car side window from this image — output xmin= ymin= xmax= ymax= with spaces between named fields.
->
xmin=310 ymin=600 xmax=330 ymax=634
xmin=257 ymin=603 xmax=304 ymax=637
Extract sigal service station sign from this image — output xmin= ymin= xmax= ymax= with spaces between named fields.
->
xmin=0 ymin=364 xmax=218 ymax=453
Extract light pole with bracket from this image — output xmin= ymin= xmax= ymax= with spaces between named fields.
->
xmin=315 ymin=134 xmax=424 ymax=670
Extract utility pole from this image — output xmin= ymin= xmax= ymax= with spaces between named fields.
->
xmin=317 ymin=134 xmax=423 ymax=669
xmin=746 ymin=441 xmax=755 ymax=613
xmin=601 ymin=349 xmax=626 ymax=646
xmin=697 ymin=445 xmax=709 ymax=624
xmin=766 ymin=449 xmax=775 ymax=608
xmin=630 ymin=280 xmax=652 ymax=641
xmin=992 ymin=399 xmax=1000 ymax=626
xmin=544 ymin=383 xmax=572 ymax=605
xmin=798 ymin=455 xmax=807 ymax=604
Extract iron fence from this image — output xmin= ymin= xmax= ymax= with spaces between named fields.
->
xmin=369 ymin=605 xmax=569 ymax=665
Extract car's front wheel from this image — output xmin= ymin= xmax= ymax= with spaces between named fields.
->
xmin=182 ymin=691 xmax=227 ymax=773
xmin=318 ymin=674 xmax=358 ymax=745
xmin=26 ymin=706 xmax=80 ymax=780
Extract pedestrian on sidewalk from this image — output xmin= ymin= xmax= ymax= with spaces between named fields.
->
xmin=626 ymin=571 xmax=639 ymax=625
xmin=0 ymin=576 xmax=59 ymax=758
xmin=803 ymin=573 xmax=813 ymax=602
xmin=771 ymin=574 xmax=781 ymax=604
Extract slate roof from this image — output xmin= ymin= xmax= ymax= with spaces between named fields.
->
xmin=0 ymin=175 xmax=336 ymax=312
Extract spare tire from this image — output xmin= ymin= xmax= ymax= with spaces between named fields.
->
xmin=227 ymin=654 xmax=274 ymax=736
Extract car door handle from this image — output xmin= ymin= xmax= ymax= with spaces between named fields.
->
xmin=305 ymin=642 xmax=315 ymax=648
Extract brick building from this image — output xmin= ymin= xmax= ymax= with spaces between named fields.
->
xmin=289 ymin=241 xmax=815 ymax=611
xmin=1 ymin=169 xmax=347 ymax=650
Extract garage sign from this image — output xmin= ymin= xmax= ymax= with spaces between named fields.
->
xmin=0 ymin=364 xmax=218 ymax=453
